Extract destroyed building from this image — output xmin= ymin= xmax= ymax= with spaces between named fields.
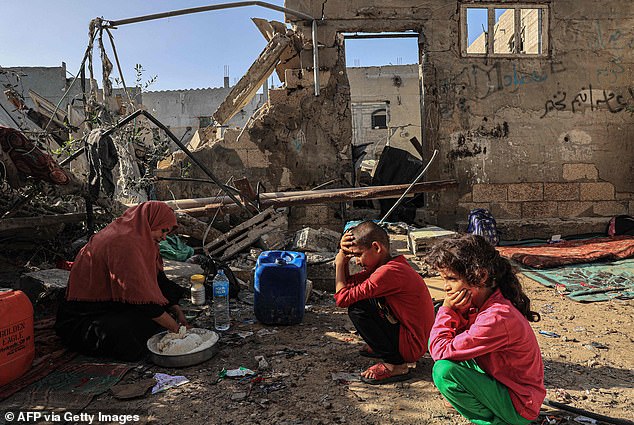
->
xmin=144 ymin=0 xmax=632 ymax=238
xmin=2 ymin=1 xmax=633 ymax=241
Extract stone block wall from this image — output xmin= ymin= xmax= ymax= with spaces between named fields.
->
xmin=459 ymin=178 xmax=629 ymax=220
xmin=284 ymin=1 xmax=633 ymax=237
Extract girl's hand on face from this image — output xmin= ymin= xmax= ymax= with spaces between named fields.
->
xmin=443 ymin=288 xmax=472 ymax=314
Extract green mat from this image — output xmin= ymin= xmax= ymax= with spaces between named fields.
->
xmin=522 ymin=258 xmax=634 ymax=302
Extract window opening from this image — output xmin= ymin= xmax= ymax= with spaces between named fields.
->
xmin=462 ymin=3 xmax=548 ymax=57
xmin=371 ymin=109 xmax=388 ymax=129
xmin=466 ymin=8 xmax=488 ymax=54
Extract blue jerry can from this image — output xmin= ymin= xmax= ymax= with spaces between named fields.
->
xmin=254 ymin=251 xmax=307 ymax=325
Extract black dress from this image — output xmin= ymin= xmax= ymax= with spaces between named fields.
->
xmin=55 ymin=271 xmax=185 ymax=361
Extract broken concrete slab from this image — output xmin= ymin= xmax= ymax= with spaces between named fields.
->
xmin=252 ymin=18 xmax=288 ymax=42
xmin=293 ymin=227 xmax=341 ymax=252
xmin=306 ymin=251 xmax=336 ymax=291
xmin=213 ymin=33 xmax=292 ymax=125
xmin=407 ymin=226 xmax=457 ymax=255
xmin=17 ymin=269 xmax=69 ymax=306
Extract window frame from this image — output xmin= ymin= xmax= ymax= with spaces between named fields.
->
xmin=371 ymin=108 xmax=388 ymax=130
xmin=460 ymin=2 xmax=549 ymax=58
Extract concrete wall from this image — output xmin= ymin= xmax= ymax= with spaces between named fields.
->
xmin=1 ymin=65 xmax=78 ymax=109
xmin=285 ymin=0 xmax=634 ymax=237
xmin=348 ymin=64 xmax=422 ymax=160
xmin=0 ymin=65 xmax=84 ymax=129
xmin=141 ymin=87 xmax=267 ymax=143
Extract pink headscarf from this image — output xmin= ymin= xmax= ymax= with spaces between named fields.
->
xmin=66 ymin=201 xmax=177 ymax=304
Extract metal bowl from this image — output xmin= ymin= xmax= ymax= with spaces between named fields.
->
xmin=147 ymin=328 xmax=219 ymax=368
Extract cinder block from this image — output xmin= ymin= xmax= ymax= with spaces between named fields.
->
xmin=521 ymin=201 xmax=558 ymax=218
xmin=557 ymin=201 xmax=593 ymax=218
xmin=544 ymin=183 xmax=579 ymax=201
xmin=580 ymin=182 xmax=615 ymax=201
xmin=508 ymin=183 xmax=543 ymax=202
xmin=593 ymin=201 xmax=628 ymax=216
xmin=490 ymin=202 xmax=522 ymax=219
xmin=616 ymin=192 xmax=634 ymax=200
xmin=563 ymin=163 xmax=599 ymax=181
xmin=292 ymin=227 xmax=341 ymax=252
xmin=472 ymin=184 xmax=507 ymax=202
xmin=268 ymin=88 xmax=290 ymax=105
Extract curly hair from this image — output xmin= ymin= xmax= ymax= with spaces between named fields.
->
xmin=425 ymin=234 xmax=540 ymax=322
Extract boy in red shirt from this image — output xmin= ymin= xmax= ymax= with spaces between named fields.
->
xmin=427 ymin=234 xmax=545 ymax=424
xmin=334 ymin=221 xmax=435 ymax=384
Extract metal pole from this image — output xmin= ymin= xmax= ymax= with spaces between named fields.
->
xmin=101 ymin=2 xmax=320 ymax=97
xmin=104 ymin=2 xmax=314 ymax=26
xmin=378 ymin=149 xmax=439 ymax=225
xmin=312 ymin=19 xmax=320 ymax=96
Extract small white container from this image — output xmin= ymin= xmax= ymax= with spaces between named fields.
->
xmin=190 ymin=274 xmax=206 ymax=306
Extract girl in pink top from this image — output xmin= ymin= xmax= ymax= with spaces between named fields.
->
xmin=427 ymin=234 xmax=545 ymax=425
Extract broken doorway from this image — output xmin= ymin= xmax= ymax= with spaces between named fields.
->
xmin=343 ymin=32 xmax=425 ymax=222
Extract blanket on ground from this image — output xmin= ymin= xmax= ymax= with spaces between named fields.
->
xmin=0 ymin=317 xmax=76 ymax=401
xmin=497 ymin=236 xmax=634 ymax=269
xmin=522 ymin=258 xmax=634 ymax=302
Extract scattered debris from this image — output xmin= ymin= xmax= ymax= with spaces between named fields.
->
xmin=151 ymin=373 xmax=190 ymax=394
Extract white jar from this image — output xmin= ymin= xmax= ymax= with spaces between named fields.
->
xmin=190 ymin=274 xmax=206 ymax=306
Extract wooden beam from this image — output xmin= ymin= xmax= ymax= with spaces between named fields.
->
xmin=160 ymin=180 xmax=457 ymax=211
xmin=178 ymin=180 xmax=458 ymax=217
xmin=0 ymin=213 xmax=86 ymax=232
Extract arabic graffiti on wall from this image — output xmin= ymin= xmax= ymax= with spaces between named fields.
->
xmin=541 ymin=86 xmax=634 ymax=118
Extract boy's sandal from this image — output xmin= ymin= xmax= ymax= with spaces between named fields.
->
xmin=360 ymin=362 xmax=411 ymax=385
xmin=358 ymin=344 xmax=382 ymax=358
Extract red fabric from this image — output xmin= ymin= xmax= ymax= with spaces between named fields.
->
xmin=66 ymin=201 xmax=176 ymax=305
xmin=497 ymin=236 xmax=634 ymax=268
xmin=333 ymin=255 xmax=435 ymax=363
xmin=429 ymin=289 xmax=545 ymax=420
xmin=0 ymin=126 xmax=70 ymax=185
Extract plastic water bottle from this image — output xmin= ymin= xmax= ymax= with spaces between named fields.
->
xmin=190 ymin=274 xmax=206 ymax=306
xmin=212 ymin=270 xmax=230 ymax=331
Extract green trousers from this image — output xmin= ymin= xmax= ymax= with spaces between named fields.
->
xmin=432 ymin=359 xmax=531 ymax=425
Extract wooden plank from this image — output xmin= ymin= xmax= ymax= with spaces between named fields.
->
xmin=0 ymin=212 xmax=86 ymax=232
xmin=220 ymin=215 xmax=287 ymax=260
xmin=204 ymin=207 xmax=276 ymax=252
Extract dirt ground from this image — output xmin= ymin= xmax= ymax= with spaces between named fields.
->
xmin=81 ymin=235 xmax=634 ymax=425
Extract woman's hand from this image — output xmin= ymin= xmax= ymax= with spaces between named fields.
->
xmin=169 ymin=305 xmax=191 ymax=329
xmin=443 ymin=288 xmax=472 ymax=315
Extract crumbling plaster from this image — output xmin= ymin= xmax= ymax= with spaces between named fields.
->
xmin=284 ymin=0 xmax=633 ymax=235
